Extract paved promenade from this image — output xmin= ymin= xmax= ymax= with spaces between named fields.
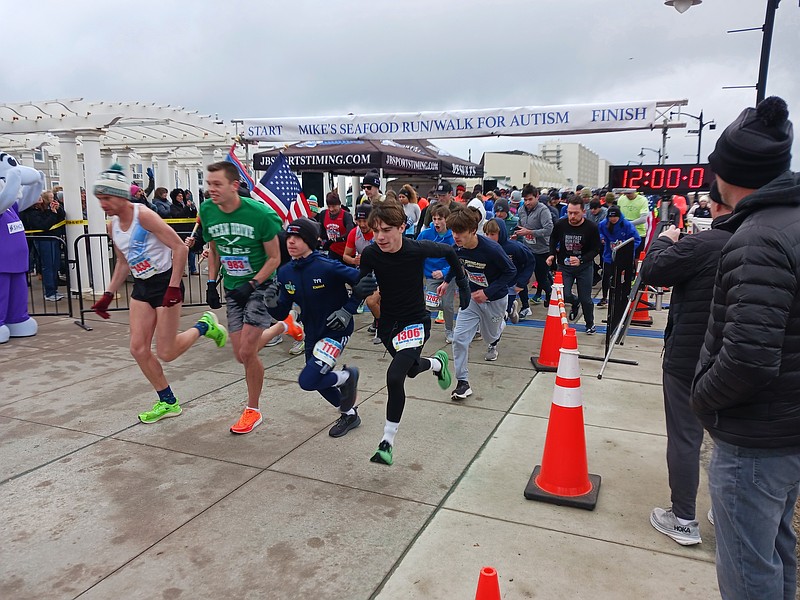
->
xmin=0 ymin=304 xmax=719 ymax=599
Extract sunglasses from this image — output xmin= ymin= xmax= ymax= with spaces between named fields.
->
xmin=363 ymin=185 xmax=374 ymax=191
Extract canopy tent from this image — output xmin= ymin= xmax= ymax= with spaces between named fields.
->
xmin=394 ymin=139 xmax=482 ymax=178
xmin=252 ymin=139 xmax=482 ymax=177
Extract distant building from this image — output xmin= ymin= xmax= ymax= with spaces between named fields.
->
xmin=481 ymin=150 xmax=567 ymax=190
xmin=539 ymin=142 xmax=605 ymax=189
xmin=597 ymin=158 xmax=611 ymax=188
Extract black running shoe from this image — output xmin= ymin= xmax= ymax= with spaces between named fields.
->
xmin=367 ymin=320 xmax=377 ymax=334
xmin=329 ymin=410 xmax=361 ymax=438
xmin=451 ymin=380 xmax=473 ymax=401
xmin=338 ymin=365 xmax=359 ymax=413
xmin=568 ymin=303 xmax=579 ymax=321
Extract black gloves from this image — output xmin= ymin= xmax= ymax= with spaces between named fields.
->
xmin=456 ymin=277 xmax=471 ymax=310
xmin=353 ymin=275 xmax=378 ymax=299
xmin=207 ymin=280 xmax=222 ymax=309
xmin=326 ymin=308 xmax=353 ymax=331
xmin=262 ymin=280 xmax=281 ymax=309
xmin=228 ymin=280 xmax=257 ymax=307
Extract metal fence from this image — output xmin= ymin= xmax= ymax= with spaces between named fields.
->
xmin=71 ymin=232 xmax=210 ymax=330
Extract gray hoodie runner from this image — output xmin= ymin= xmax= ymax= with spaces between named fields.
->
xmin=515 ymin=200 xmax=553 ymax=254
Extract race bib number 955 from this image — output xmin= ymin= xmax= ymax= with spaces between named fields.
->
xmin=392 ymin=324 xmax=424 ymax=351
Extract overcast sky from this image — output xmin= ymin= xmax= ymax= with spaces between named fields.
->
xmin=4 ymin=0 xmax=799 ymax=175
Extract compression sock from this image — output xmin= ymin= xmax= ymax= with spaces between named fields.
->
xmin=193 ymin=321 xmax=209 ymax=336
xmin=157 ymin=386 xmax=177 ymax=405
xmin=382 ymin=420 xmax=400 ymax=445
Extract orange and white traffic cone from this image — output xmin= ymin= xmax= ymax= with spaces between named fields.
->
xmin=474 ymin=566 xmax=501 ymax=600
xmin=531 ymin=271 xmax=565 ymax=372
xmin=631 ymin=289 xmax=654 ymax=327
xmin=525 ymin=327 xmax=601 ymax=510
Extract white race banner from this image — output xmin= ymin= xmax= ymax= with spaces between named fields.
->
xmin=242 ymin=101 xmax=661 ymax=142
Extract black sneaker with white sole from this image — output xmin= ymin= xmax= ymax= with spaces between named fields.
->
xmin=329 ymin=409 xmax=361 ymax=437
xmin=451 ymin=380 xmax=472 ymax=401
xmin=586 ymin=325 xmax=596 ymax=335
xmin=338 ymin=365 xmax=359 ymax=413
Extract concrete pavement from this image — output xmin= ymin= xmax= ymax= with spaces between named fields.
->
xmin=0 ymin=302 xmax=719 ymax=599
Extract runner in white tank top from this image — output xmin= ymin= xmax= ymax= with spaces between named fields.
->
xmin=89 ymin=164 xmax=229 ymax=425
xmin=110 ymin=203 xmax=172 ymax=279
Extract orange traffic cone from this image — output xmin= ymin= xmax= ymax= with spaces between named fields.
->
xmin=475 ymin=566 xmax=501 ymax=600
xmin=631 ymin=289 xmax=654 ymax=326
xmin=531 ymin=272 xmax=565 ymax=372
xmin=525 ymin=328 xmax=601 ymax=510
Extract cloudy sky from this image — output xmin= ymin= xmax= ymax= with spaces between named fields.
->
xmin=4 ymin=0 xmax=799 ymax=175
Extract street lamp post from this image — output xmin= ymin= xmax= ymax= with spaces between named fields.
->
xmin=666 ymin=0 xmax=784 ymax=104
xmin=671 ymin=110 xmax=716 ymax=164
xmin=638 ymin=147 xmax=663 ymax=164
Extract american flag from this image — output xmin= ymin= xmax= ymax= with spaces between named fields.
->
xmin=225 ymin=143 xmax=255 ymax=191
xmin=251 ymin=152 xmax=311 ymax=223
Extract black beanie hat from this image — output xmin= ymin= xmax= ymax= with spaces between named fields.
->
xmin=708 ymin=96 xmax=793 ymax=189
xmin=286 ymin=218 xmax=320 ymax=250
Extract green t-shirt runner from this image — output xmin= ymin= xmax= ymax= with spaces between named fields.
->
xmin=200 ymin=196 xmax=283 ymax=290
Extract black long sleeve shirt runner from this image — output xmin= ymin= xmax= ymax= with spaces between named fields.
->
xmin=549 ymin=218 xmax=601 ymax=267
xmin=359 ymin=238 xmax=465 ymax=325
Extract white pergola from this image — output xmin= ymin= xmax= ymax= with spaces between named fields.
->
xmin=0 ymin=99 xmax=236 ymax=293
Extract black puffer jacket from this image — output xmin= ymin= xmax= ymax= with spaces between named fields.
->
xmin=692 ymin=171 xmax=800 ymax=448
xmin=640 ymin=214 xmax=732 ymax=381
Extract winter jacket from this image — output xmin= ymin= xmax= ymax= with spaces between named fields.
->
xmin=639 ymin=214 xmax=732 ymax=381
xmin=152 ymin=197 xmax=171 ymax=218
xmin=495 ymin=217 xmax=536 ymax=289
xmin=22 ymin=204 xmax=66 ymax=236
xmin=416 ymin=223 xmax=455 ymax=278
xmin=597 ymin=215 xmax=641 ymax=264
xmin=692 ymin=171 xmax=800 ymax=448
xmin=270 ymin=251 xmax=361 ymax=343
xmin=516 ymin=201 xmax=553 ymax=254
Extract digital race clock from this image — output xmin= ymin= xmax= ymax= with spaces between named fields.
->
xmin=608 ymin=163 xmax=714 ymax=194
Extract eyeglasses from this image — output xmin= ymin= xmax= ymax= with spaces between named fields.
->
xmin=363 ymin=185 xmax=373 ymax=191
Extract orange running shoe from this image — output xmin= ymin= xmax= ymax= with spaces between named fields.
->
xmin=283 ymin=312 xmax=305 ymax=341
xmin=230 ymin=407 xmax=263 ymax=434
xmin=434 ymin=310 xmax=445 ymax=325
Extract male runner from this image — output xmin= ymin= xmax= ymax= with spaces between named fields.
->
xmin=441 ymin=208 xmax=516 ymax=400
xmin=90 ymin=164 xmax=228 ymax=423
xmin=268 ymin=218 xmax=378 ymax=437
xmin=358 ymin=201 xmax=471 ymax=465
xmin=201 ymin=161 xmax=283 ymax=434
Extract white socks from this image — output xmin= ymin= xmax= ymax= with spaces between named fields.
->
xmin=428 ymin=357 xmax=442 ymax=373
xmin=382 ymin=420 xmax=400 ymax=445
xmin=333 ymin=370 xmax=350 ymax=387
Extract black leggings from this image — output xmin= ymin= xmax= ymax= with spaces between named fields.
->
xmin=380 ymin=319 xmax=432 ymax=423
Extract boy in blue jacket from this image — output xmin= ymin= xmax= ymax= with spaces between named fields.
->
xmin=440 ymin=207 xmax=517 ymax=400
xmin=417 ymin=203 xmax=457 ymax=342
xmin=268 ymin=218 xmax=378 ymax=438
xmin=483 ymin=217 xmax=536 ymax=324
xmin=597 ymin=205 xmax=640 ymax=307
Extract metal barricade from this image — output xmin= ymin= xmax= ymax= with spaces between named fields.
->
xmin=72 ymin=232 xmax=212 ymax=331
xmin=26 ymin=235 xmax=73 ymax=318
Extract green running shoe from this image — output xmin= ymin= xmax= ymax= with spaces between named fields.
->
xmin=138 ymin=400 xmax=182 ymax=424
xmin=434 ymin=350 xmax=451 ymax=390
xmin=199 ymin=311 xmax=228 ymax=348
xmin=370 ymin=440 xmax=393 ymax=465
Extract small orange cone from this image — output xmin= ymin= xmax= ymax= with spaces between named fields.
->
xmin=475 ymin=566 xmax=501 ymax=600
xmin=525 ymin=328 xmax=601 ymax=510
xmin=531 ymin=272 xmax=565 ymax=372
xmin=631 ymin=289 xmax=654 ymax=326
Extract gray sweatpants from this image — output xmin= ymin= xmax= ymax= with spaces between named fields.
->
xmin=424 ymin=276 xmax=456 ymax=333
xmin=452 ymin=297 xmax=507 ymax=382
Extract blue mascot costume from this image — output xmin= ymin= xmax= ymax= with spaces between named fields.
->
xmin=0 ymin=152 xmax=45 ymax=343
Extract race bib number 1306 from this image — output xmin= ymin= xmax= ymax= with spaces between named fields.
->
xmin=392 ymin=324 xmax=424 ymax=351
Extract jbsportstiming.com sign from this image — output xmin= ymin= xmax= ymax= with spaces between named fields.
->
xmin=241 ymin=101 xmax=660 ymax=142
